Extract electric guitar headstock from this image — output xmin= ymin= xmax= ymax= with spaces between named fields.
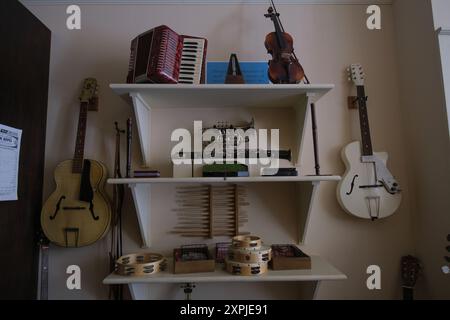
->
xmin=401 ymin=255 xmax=422 ymax=288
xmin=348 ymin=63 xmax=365 ymax=87
xmin=79 ymin=77 xmax=99 ymax=110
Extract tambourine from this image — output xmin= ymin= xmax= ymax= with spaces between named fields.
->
xmin=228 ymin=246 xmax=272 ymax=263
xmin=225 ymin=259 xmax=268 ymax=276
xmin=115 ymin=253 xmax=166 ymax=276
xmin=231 ymin=235 xmax=262 ymax=249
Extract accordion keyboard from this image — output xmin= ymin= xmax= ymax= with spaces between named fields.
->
xmin=179 ymin=38 xmax=206 ymax=84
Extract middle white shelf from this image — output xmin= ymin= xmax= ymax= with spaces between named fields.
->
xmin=108 ymin=175 xmax=341 ymax=184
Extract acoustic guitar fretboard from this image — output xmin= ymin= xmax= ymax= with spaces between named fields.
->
xmin=72 ymin=102 xmax=88 ymax=173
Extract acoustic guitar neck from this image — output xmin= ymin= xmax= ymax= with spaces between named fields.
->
xmin=72 ymin=101 xmax=89 ymax=174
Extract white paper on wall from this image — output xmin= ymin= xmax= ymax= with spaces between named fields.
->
xmin=0 ymin=124 xmax=22 ymax=201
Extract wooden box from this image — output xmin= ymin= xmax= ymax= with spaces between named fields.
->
xmin=215 ymin=242 xmax=231 ymax=263
xmin=173 ymin=245 xmax=215 ymax=274
xmin=270 ymin=245 xmax=311 ymax=270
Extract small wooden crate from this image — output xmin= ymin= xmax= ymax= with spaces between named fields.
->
xmin=173 ymin=244 xmax=215 ymax=274
xmin=270 ymin=245 xmax=311 ymax=270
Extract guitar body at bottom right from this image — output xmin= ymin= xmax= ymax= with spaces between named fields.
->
xmin=337 ymin=141 xmax=402 ymax=220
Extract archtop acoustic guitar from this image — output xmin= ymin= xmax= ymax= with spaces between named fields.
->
xmin=41 ymin=78 xmax=111 ymax=247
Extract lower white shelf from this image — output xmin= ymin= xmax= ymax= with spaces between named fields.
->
xmin=103 ymin=255 xmax=346 ymax=285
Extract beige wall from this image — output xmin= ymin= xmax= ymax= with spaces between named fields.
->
xmin=432 ymin=0 xmax=450 ymax=134
xmin=393 ymin=0 xmax=450 ymax=299
xmin=26 ymin=3 xmax=417 ymax=299
xmin=432 ymin=0 xmax=450 ymax=30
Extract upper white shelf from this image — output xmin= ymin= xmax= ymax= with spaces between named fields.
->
xmin=110 ymin=84 xmax=334 ymax=109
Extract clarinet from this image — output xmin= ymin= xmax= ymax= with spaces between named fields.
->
xmin=177 ymin=149 xmax=292 ymax=161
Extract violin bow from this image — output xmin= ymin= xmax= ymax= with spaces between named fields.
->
xmin=270 ymin=0 xmax=284 ymax=32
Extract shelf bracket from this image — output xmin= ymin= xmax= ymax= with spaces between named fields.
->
xmin=129 ymin=183 xmax=151 ymax=248
xmin=293 ymin=93 xmax=310 ymax=167
xmin=128 ymin=283 xmax=151 ymax=300
xmin=296 ymin=181 xmax=320 ymax=244
xmin=130 ymin=92 xmax=151 ymax=167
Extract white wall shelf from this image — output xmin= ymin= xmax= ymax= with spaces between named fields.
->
xmin=110 ymin=84 xmax=334 ymax=167
xmin=107 ymin=176 xmax=340 ymax=248
xmin=108 ymin=175 xmax=341 ymax=247
xmin=103 ymin=255 xmax=346 ymax=300
xmin=108 ymin=83 xmax=345 ymax=298
xmin=110 ymin=84 xmax=339 ymax=248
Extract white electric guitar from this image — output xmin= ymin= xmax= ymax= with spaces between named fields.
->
xmin=337 ymin=64 xmax=402 ymax=220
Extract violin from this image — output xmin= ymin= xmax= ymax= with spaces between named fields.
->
xmin=264 ymin=5 xmax=304 ymax=84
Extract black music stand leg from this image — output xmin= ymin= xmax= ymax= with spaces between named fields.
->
xmin=310 ymin=102 xmax=321 ymax=176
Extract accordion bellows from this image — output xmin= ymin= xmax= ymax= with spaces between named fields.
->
xmin=127 ymin=25 xmax=207 ymax=84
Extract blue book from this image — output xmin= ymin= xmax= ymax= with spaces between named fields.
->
xmin=206 ymin=61 xmax=269 ymax=84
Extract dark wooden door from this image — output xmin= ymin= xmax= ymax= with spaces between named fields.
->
xmin=0 ymin=0 xmax=51 ymax=299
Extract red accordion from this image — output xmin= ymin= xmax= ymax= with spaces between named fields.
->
xmin=127 ymin=25 xmax=208 ymax=84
